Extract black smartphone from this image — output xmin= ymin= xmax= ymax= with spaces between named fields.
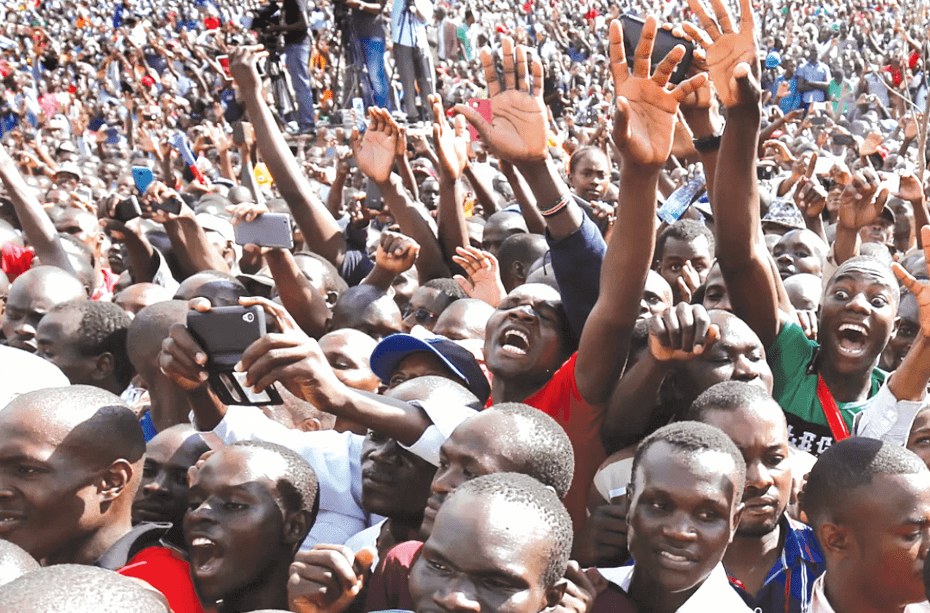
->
xmin=811 ymin=116 xmax=827 ymax=127
xmin=152 ymin=196 xmax=183 ymax=215
xmin=832 ymin=133 xmax=855 ymax=146
xmin=113 ymin=196 xmax=142 ymax=222
xmin=187 ymin=305 xmax=282 ymax=406
xmin=364 ymin=177 xmax=383 ymax=212
xmin=757 ymin=164 xmax=777 ymax=181
xmin=620 ymin=15 xmax=694 ymax=85
xmin=234 ymin=212 xmax=294 ymax=249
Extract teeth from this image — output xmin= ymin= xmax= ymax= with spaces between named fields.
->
xmin=191 ymin=537 xmax=216 ymax=548
xmin=838 ymin=323 xmax=867 ymax=335
xmin=659 ymin=551 xmax=689 ymax=562
xmin=505 ymin=330 xmax=528 ymax=344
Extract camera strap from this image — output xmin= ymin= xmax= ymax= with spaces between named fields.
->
xmin=816 ymin=374 xmax=851 ymax=441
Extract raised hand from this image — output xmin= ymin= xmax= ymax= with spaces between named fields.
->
xmin=894 ymin=173 xmax=926 ymax=203
xmin=289 ymin=545 xmax=376 ymax=613
xmin=452 ymin=245 xmax=507 ymax=308
xmin=454 ymin=37 xmax=549 ymax=162
xmin=793 ymin=153 xmax=827 ymax=218
xmin=893 ymin=227 xmax=930 ymax=338
xmin=837 ymin=168 xmax=889 ymax=231
xmin=429 ymin=94 xmax=468 ymax=180
xmin=609 ymin=17 xmax=707 ymax=166
xmin=676 ymin=260 xmax=701 ymax=304
xmin=227 ymin=201 xmax=270 ymax=224
xmin=649 ymin=302 xmax=720 ymax=362
xmin=228 ymin=44 xmax=269 ymax=96
xmin=683 ymin=0 xmax=760 ymax=108
xmin=351 ymin=107 xmax=398 ymax=184
xmin=374 ymin=230 xmax=420 ymax=276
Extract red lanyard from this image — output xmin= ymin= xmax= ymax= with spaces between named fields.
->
xmin=816 ymin=375 xmax=851 ymax=441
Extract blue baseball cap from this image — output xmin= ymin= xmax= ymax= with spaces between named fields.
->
xmin=370 ymin=334 xmax=491 ymax=405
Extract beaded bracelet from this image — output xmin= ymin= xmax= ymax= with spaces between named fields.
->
xmin=540 ymin=192 xmax=573 ymax=217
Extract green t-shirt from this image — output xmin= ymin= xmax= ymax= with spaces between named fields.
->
xmin=768 ymin=322 xmax=886 ymax=456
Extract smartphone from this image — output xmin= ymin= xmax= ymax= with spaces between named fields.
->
xmin=233 ymin=212 xmax=294 ymax=249
xmin=113 ymin=196 xmax=142 ymax=222
xmin=467 ymin=98 xmax=491 ymax=142
xmin=832 ymin=133 xmax=855 ymax=146
xmin=620 ymin=15 xmax=694 ymax=85
xmin=131 ymin=166 xmax=154 ymax=194
xmin=187 ymin=305 xmax=281 ymax=406
xmin=810 ymin=116 xmax=827 ymax=127
xmin=232 ymin=121 xmax=253 ymax=145
xmin=152 ymin=195 xmax=183 ymax=215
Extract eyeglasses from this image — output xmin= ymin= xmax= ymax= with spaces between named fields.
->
xmin=403 ymin=307 xmax=437 ymax=325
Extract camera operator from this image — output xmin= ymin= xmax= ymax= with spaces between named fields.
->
xmin=342 ymin=0 xmax=389 ymax=109
xmin=268 ymin=0 xmax=317 ymax=135
xmin=392 ymin=0 xmax=434 ymax=123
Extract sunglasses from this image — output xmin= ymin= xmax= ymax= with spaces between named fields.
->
xmin=403 ymin=307 xmax=437 ymax=325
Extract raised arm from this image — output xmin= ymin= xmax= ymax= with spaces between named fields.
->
xmin=228 ymin=45 xmax=347 ymax=269
xmin=575 ymin=17 xmax=707 ymax=405
xmin=684 ymin=0 xmax=781 ymax=347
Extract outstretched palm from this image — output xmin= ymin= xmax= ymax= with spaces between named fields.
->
xmin=351 ymin=107 xmax=397 ymax=184
xmin=683 ymin=0 xmax=759 ymax=108
xmin=455 ymin=37 xmax=549 ymax=163
xmin=609 ymin=17 xmax=706 ymax=166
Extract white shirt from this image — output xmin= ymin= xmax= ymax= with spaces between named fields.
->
xmin=810 ymin=573 xmax=930 ymax=613
xmin=598 ymin=563 xmax=753 ymax=613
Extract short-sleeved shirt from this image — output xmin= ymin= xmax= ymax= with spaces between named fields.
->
xmin=768 ymin=322 xmax=885 ymax=456
xmin=523 ymin=352 xmax=606 ymax=531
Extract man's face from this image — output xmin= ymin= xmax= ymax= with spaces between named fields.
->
xmin=484 ymin=285 xmax=565 ymax=382
xmin=773 ymin=230 xmax=825 ymax=279
xmin=702 ymin=265 xmax=732 ymax=313
xmin=858 ymin=219 xmax=895 ymax=247
xmin=639 ymin=271 xmax=672 ymax=323
xmin=0 ymin=404 xmax=102 ymax=561
xmin=627 ymin=442 xmax=741 ymax=596
xmin=657 ymin=237 xmax=713 ymax=303
xmin=842 ymin=474 xmax=930 ymax=608
xmin=570 ymin=153 xmax=610 ymax=202
xmin=421 ymin=413 xmax=523 ymax=538
xmin=184 ymin=447 xmax=289 ymax=605
xmin=702 ymin=405 xmax=792 ymax=537
xmin=819 ymin=265 xmax=898 ymax=375
xmin=36 ymin=309 xmax=98 ymax=385
xmin=403 ymin=287 xmax=452 ymax=333
xmin=410 ymin=491 xmax=559 ymax=613
xmin=907 ymin=411 xmax=930 ymax=470
xmin=3 ymin=278 xmax=70 ymax=353
xmin=482 ymin=221 xmax=525 ymax=258
xmin=420 ymin=179 xmax=440 ymax=210
xmin=881 ymin=292 xmax=919 ymax=371
xmin=133 ymin=431 xmax=206 ymax=526
xmin=318 ymin=332 xmax=380 ymax=393
xmin=682 ymin=312 xmax=774 ymax=396
xmin=361 ymin=430 xmax=435 ymax=518
xmin=433 ymin=304 xmax=491 ymax=342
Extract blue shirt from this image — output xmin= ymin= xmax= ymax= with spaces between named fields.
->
xmin=728 ymin=516 xmax=826 ymax=613
xmin=796 ymin=61 xmax=831 ymax=103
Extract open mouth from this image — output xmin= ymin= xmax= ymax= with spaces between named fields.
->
xmin=0 ymin=512 xmax=24 ymax=533
xmin=655 ymin=549 xmax=697 ymax=569
xmin=836 ymin=323 xmax=868 ymax=357
xmin=500 ymin=329 xmax=530 ymax=356
xmin=188 ymin=536 xmax=223 ymax=576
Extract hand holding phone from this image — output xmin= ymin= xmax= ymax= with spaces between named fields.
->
xmin=620 ymin=15 xmax=694 ymax=85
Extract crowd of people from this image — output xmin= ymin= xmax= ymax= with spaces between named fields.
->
xmin=4 ymin=0 xmax=930 ymax=611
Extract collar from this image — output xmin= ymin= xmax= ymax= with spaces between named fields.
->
xmin=93 ymin=522 xmax=172 ymax=571
xmin=811 ymin=574 xmax=930 ymax=613
xmin=599 ymin=563 xmax=752 ymax=613
xmin=781 ymin=515 xmax=825 ymax=568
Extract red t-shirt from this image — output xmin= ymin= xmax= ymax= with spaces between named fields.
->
xmin=117 ymin=546 xmax=205 ymax=613
xmin=364 ymin=540 xmax=421 ymax=612
xmin=1 ymin=242 xmax=34 ymax=281
xmin=522 ymin=353 xmax=606 ymax=532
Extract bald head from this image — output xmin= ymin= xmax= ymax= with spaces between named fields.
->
xmin=2 ymin=385 xmax=145 ymax=467
xmin=2 ymin=266 xmax=86 ymax=353
xmin=0 ymin=565 xmax=170 ymax=613
xmin=331 ymin=285 xmax=403 ymax=341
xmin=433 ymin=298 xmax=495 ymax=341
xmin=127 ymin=300 xmax=189 ymax=379
xmin=0 ymin=541 xmax=39 ymax=587
xmin=114 ymin=283 xmax=173 ymax=318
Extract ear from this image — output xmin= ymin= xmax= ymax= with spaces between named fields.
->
xmin=99 ymin=459 xmax=134 ymax=502
xmin=92 ymin=352 xmax=115 ymax=382
xmin=283 ymin=509 xmax=312 ymax=548
xmin=325 ymin=291 xmax=339 ymax=308
xmin=298 ymin=417 xmax=323 ymax=432
xmin=891 ymin=316 xmax=900 ymax=337
xmin=729 ymin=502 xmax=745 ymax=543
xmin=817 ymin=521 xmax=851 ymax=558
xmin=512 ymin=261 xmax=527 ymax=285
xmin=544 ymin=578 xmax=569 ymax=609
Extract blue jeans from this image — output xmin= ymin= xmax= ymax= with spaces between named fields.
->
xmin=359 ymin=37 xmax=389 ymax=109
xmin=284 ymin=38 xmax=316 ymax=130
